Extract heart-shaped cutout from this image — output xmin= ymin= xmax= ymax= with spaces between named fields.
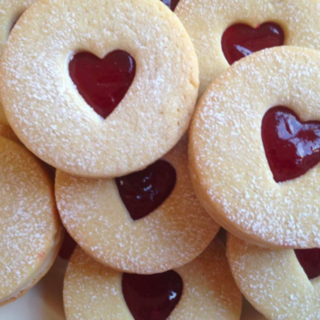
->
xmin=222 ymin=22 xmax=284 ymax=65
xmin=262 ymin=106 xmax=320 ymax=183
xmin=116 ymin=160 xmax=176 ymax=221
xmin=122 ymin=270 xmax=183 ymax=320
xmin=69 ymin=50 xmax=136 ymax=119
xmin=295 ymin=249 xmax=320 ymax=280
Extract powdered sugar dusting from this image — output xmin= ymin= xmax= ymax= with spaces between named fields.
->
xmin=56 ymin=138 xmax=219 ymax=274
xmin=227 ymin=234 xmax=320 ymax=319
xmin=170 ymin=238 xmax=242 ymax=319
xmin=0 ymin=0 xmax=36 ymax=125
xmin=0 ymin=0 xmax=198 ymax=178
xmin=64 ymin=239 xmax=241 ymax=319
xmin=190 ymin=47 xmax=320 ymax=248
xmin=64 ymin=247 xmax=131 ymax=320
xmin=176 ymin=0 xmax=320 ymax=94
xmin=0 ymin=137 xmax=59 ymax=303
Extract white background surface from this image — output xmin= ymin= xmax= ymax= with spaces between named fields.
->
xmin=0 ymin=257 xmax=267 ymax=320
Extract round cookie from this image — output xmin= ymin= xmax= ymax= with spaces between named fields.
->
xmin=0 ymin=0 xmax=36 ymax=125
xmin=64 ymin=239 xmax=242 ymax=320
xmin=55 ymin=138 xmax=219 ymax=274
xmin=227 ymin=234 xmax=320 ymax=320
xmin=0 ymin=125 xmax=57 ymax=180
xmin=190 ymin=46 xmax=320 ymax=248
xmin=0 ymin=136 xmax=63 ymax=306
xmin=0 ymin=0 xmax=199 ymax=178
xmin=176 ymin=0 xmax=320 ymax=95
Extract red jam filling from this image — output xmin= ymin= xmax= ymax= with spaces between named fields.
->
xmin=295 ymin=249 xmax=320 ymax=280
xmin=69 ymin=50 xmax=135 ymax=119
xmin=161 ymin=0 xmax=179 ymax=10
xmin=59 ymin=231 xmax=77 ymax=260
xmin=122 ymin=271 xmax=183 ymax=320
xmin=116 ymin=160 xmax=176 ymax=221
xmin=261 ymin=106 xmax=320 ymax=183
xmin=222 ymin=22 xmax=284 ymax=65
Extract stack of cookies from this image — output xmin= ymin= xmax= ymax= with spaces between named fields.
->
xmin=1 ymin=0 xmax=320 ymax=319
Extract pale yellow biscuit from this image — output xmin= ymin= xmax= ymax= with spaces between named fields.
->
xmin=55 ymin=138 xmax=219 ymax=274
xmin=0 ymin=125 xmax=57 ymax=180
xmin=0 ymin=0 xmax=37 ymax=125
xmin=227 ymin=234 xmax=320 ymax=320
xmin=0 ymin=0 xmax=199 ymax=178
xmin=176 ymin=0 xmax=320 ymax=95
xmin=190 ymin=46 xmax=320 ymax=248
xmin=64 ymin=239 xmax=242 ymax=320
xmin=0 ymin=137 xmax=63 ymax=306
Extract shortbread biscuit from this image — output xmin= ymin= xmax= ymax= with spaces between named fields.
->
xmin=176 ymin=0 xmax=320 ymax=94
xmin=0 ymin=0 xmax=198 ymax=178
xmin=0 ymin=0 xmax=36 ymax=125
xmin=55 ymin=138 xmax=219 ymax=274
xmin=190 ymin=47 xmax=320 ymax=248
xmin=64 ymin=239 xmax=242 ymax=320
xmin=0 ymin=137 xmax=63 ymax=306
xmin=227 ymin=234 xmax=320 ymax=320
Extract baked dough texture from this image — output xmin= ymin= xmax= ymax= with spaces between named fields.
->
xmin=0 ymin=0 xmax=36 ymax=125
xmin=0 ymin=0 xmax=199 ymax=178
xmin=64 ymin=239 xmax=242 ymax=320
xmin=190 ymin=46 xmax=320 ymax=249
xmin=176 ymin=0 xmax=320 ymax=94
xmin=55 ymin=138 xmax=219 ymax=274
xmin=0 ymin=137 xmax=62 ymax=306
xmin=227 ymin=234 xmax=320 ymax=320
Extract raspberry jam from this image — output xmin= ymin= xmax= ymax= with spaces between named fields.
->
xmin=122 ymin=271 xmax=183 ymax=320
xmin=161 ymin=0 xmax=179 ymax=10
xmin=69 ymin=50 xmax=135 ymax=119
xmin=222 ymin=22 xmax=284 ymax=65
xmin=262 ymin=106 xmax=320 ymax=183
xmin=59 ymin=231 xmax=77 ymax=260
xmin=295 ymin=249 xmax=320 ymax=280
xmin=116 ymin=160 xmax=176 ymax=221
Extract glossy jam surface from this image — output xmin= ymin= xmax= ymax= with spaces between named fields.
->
xmin=222 ymin=22 xmax=284 ymax=65
xmin=295 ymin=249 xmax=320 ymax=280
xmin=262 ymin=106 xmax=320 ymax=183
xmin=116 ymin=160 xmax=176 ymax=221
xmin=161 ymin=0 xmax=179 ymax=10
xmin=59 ymin=231 xmax=77 ymax=260
xmin=69 ymin=50 xmax=135 ymax=119
xmin=122 ymin=271 xmax=183 ymax=320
